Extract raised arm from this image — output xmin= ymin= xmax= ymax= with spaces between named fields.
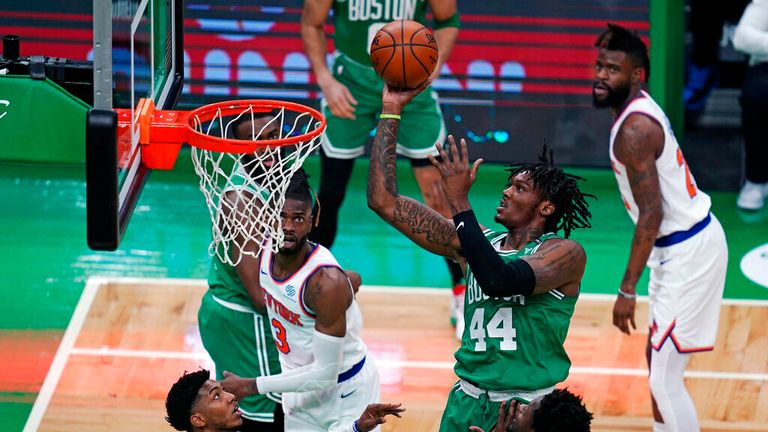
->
xmin=432 ymin=137 xmax=584 ymax=298
xmin=220 ymin=190 xmax=265 ymax=311
xmin=613 ymin=113 xmax=664 ymax=334
xmin=428 ymin=0 xmax=460 ymax=80
xmin=367 ymin=84 xmax=463 ymax=262
xmin=301 ymin=0 xmax=357 ymax=119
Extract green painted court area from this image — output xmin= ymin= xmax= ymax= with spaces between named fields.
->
xmin=1 ymin=152 xmax=767 ymax=429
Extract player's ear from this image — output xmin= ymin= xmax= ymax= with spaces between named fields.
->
xmin=190 ymin=412 xmax=206 ymax=428
xmin=539 ymin=200 xmax=555 ymax=217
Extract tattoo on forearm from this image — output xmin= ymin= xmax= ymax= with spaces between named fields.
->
xmin=380 ymin=119 xmax=399 ymax=195
xmin=369 ymin=118 xmax=400 ymax=199
xmin=393 ymin=199 xmax=455 ymax=247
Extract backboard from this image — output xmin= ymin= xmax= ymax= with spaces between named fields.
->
xmin=86 ymin=0 xmax=183 ymax=250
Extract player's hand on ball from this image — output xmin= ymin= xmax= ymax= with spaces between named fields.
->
xmin=381 ymin=81 xmax=431 ymax=114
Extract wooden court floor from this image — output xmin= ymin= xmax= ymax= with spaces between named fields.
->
xmin=24 ymin=277 xmax=768 ymax=432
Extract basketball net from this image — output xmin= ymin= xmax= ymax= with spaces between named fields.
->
xmin=188 ymin=104 xmax=323 ymax=266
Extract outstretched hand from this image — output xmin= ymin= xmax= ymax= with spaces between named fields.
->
xmin=220 ymin=370 xmax=256 ymax=400
xmin=427 ymin=135 xmax=483 ymax=214
xmin=468 ymin=399 xmax=518 ymax=432
xmin=355 ymin=402 xmax=406 ymax=431
xmin=381 ymin=81 xmax=431 ymax=114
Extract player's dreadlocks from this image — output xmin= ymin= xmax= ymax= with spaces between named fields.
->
xmin=165 ymin=369 xmax=210 ymax=431
xmin=528 ymin=388 xmax=594 ymax=432
xmin=595 ymin=23 xmax=650 ymax=82
xmin=506 ymin=146 xmax=594 ymax=238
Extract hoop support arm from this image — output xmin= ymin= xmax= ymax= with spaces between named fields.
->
xmin=115 ymin=98 xmax=188 ymax=170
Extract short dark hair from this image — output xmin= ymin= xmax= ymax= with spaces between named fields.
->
xmin=165 ymin=369 xmax=210 ymax=431
xmin=505 ymin=146 xmax=594 ymax=238
xmin=595 ymin=23 xmax=650 ymax=81
xmin=231 ymin=109 xmax=279 ymax=140
xmin=530 ymin=388 xmax=593 ymax=432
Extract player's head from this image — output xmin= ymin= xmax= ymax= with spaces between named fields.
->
xmin=499 ymin=146 xmax=593 ymax=238
xmin=592 ymin=23 xmax=649 ymax=109
xmin=232 ymin=110 xmax=280 ymax=175
xmin=165 ymin=369 xmax=242 ymax=432
xmin=508 ymin=388 xmax=593 ymax=432
xmin=280 ymin=168 xmax=314 ymax=255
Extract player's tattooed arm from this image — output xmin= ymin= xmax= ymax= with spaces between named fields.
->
xmin=368 ymin=116 xmax=463 ymax=262
xmin=614 ymin=113 xmax=664 ymax=295
xmin=523 ymin=238 xmax=586 ymax=296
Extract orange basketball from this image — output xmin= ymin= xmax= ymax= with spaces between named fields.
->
xmin=370 ymin=20 xmax=439 ymax=89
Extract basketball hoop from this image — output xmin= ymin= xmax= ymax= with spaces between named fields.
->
xmin=116 ymin=99 xmax=325 ymax=265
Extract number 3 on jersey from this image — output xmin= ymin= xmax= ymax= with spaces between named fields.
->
xmin=271 ymin=318 xmax=290 ymax=354
xmin=469 ymin=307 xmax=517 ymax=351
xmin=676 ymin=148 xmax=697 ymax=198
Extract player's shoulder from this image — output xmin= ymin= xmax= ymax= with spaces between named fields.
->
xmin=538 ymin=236 xmax=586 ymax=259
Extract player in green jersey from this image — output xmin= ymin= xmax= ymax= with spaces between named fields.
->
xmin=197 ymin=112 xmax=284 ymax=431
xmin=301 ymin=0 xmax=468 ymax=339
xmin=367 ymin=83 xmax=594 ymax=432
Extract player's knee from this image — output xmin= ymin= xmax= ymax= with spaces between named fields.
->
xmin=649 ymin=367 xmax=685 ymax=401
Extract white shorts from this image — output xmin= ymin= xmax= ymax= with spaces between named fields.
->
xmin=282 ymin=356 xmax=380 ymax=432
xmin=647 ymin=214 xmax=727 ymax=352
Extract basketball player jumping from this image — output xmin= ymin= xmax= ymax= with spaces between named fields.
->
xmin=593 ymin=24 xmax=728 ymax=432
xmin=367 ymin=82 xmax=594 ymax=432
xmin=221 ymin=169 xmax=381 ymax=432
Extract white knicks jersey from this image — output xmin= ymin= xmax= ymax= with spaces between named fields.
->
xmin=609 ymin=90 xmax=711 ymax=237
xmin=259 ymin=240 xmax=367 ymax=372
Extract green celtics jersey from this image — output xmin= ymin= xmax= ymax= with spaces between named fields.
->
xmin=332 ymin=0 xmax=429 ymax=65
xmin=207 ymin=167 xmax=270 ymax=308
xmin=454 ymin=230 xmax=577 ymax=391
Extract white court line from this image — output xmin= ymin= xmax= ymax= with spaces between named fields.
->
xmin=102 ymin=277 xmax=768 ymax=307
xmin=68 ymin=347 xmax=768 ymax=382
xmin=23 ymin=277 xmax=104 ymax=432
xmin=27 ymin=276 xmax=768 ymax=429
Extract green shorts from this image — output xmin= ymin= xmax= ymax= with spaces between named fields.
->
xmin=320 ymin=52 xmax=446 ymax=160
xmin=198 ymin=290 xmax=282 ymax=423
xmin=439 ymin=381 xmax=502 ymax=432
xmin=439 ymin=380 xmax=547 ymax=432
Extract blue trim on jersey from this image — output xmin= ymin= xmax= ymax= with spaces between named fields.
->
xmin=654 ymin=212 xmax=711 ymax=247
xmin=338 ymin=356 xmax=366 ymax=383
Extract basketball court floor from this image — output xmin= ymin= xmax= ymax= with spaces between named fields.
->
xmin=2 ymin=154 xmax=768 ymax=431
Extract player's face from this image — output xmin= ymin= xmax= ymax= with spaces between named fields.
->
xmin=507 ymin=398 xmax=540 ymax=432
xmin=192 ymin=380 xmax=242 ymax=430
xmin=279 ymin=197 xmax=313 ymax=255
xmin=494 ymin=172 xmax=550 ymax=229
xmin=592 ymin=48 xmax=634 ymax=109
xmin=237 ymin=116 xmax=280 ymax=174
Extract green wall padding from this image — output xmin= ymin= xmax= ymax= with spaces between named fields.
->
xmin=0 ymin=75 xmax=89 ymax=164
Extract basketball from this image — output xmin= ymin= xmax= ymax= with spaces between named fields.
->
xmin=370 ymin=20 xmax=439 ymax=89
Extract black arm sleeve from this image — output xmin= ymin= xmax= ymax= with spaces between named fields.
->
xmin=453 ymin=210 xmax=536 ymax=297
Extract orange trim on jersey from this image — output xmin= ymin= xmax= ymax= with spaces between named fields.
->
xmin=651 ymin=320 xmax=715 ymax=353
xmin=267 ymin=244 xmax=322 ymax=285
xmin=297 ymin=264 xmax=343 ymax=319
xmin=611 ymin=91 xmax=647 ymax=127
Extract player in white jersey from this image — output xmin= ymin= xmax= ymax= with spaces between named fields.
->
xmin=593 ymin=24 xmax=728 ymax=432
xmin=221 ymin=169 xmax=383 ymax=432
